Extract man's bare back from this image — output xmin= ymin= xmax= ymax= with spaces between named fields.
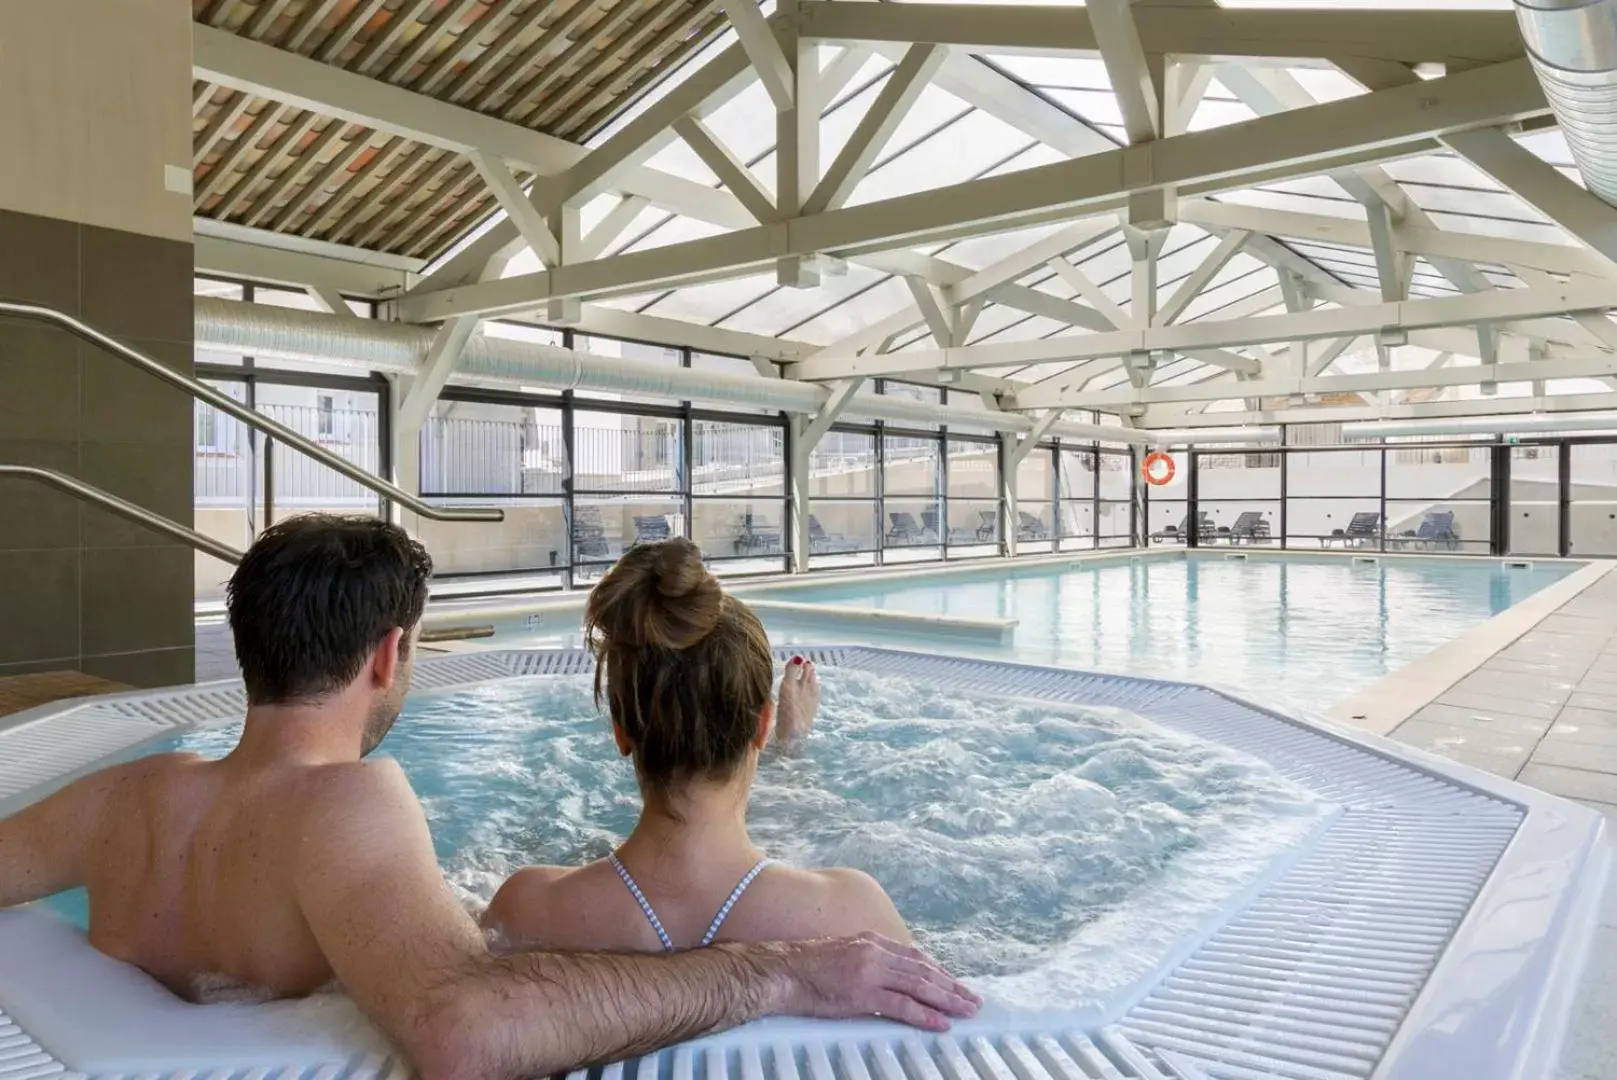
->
xmin=68 ymin=751 xmax=382 ymax=1001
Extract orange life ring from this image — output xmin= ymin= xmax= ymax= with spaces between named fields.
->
xmin=1142 ymin=451 xmax=1176 ymax=486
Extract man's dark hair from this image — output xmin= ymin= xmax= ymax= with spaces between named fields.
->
xmin=227 ymin=514 xmax=433 ymax=705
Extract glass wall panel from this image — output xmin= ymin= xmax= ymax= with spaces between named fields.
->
xmin=811 ymin=430 xmax=876 ymax=497
xmin=1017 ymin=446 xmax=1055 ymax=505
xmin=260 ymin=386 xmax=383 ymax=516
xmin=1284 ymin=448 xmax=1383 ymax=548
xmin=1057 ymin=447 xmax=1097 ymax=552
xmin=193 ymin=380 xmax=253 ymax=602
xmin=691 ymin=420 xmax=785 ymax=497
xmin=1508 ymin=445 xmax=1560 ymax=556
xmin=1287 ymin=498 xmax=1383 ymax=548
xmin=947 ymin=439 xmax=998 ymax=499
xmin=573 ymin=496 xmax=686 ymax=573
xmin=1384 ymin=443 xmax=1490 ymax=553
xmin=693 ymin=499 xmax=787 ymax=574
xmin=1571 ymin=442 xmax=1617 ymax=556
xmin=421 ymin=402 xmax=565 ymax=496
xmin=1385 ymin=500 xmax=1487 ymax=553
xmin=949 ymin=497 xmax=1002 ymax=555
xmin=418 ymin=502 xmax=568 ymax=579
xmin=884 ymin=435 xmax=941 ymax=495
xmin=1097 ymin=449 xmax=1133 ymax=546
xmin=808 ymin=500 xmax=879 ymax=558
xmin=1288 ymin=449 xmax=1381 ymax=497
xmin=574 ymin=411 xmax=682 ymax=493
xmin=1197 ymin=451 xmax=1279 ymax=545
xmin=1145 ymin=451 xmax=1190 ymax=544
xmin=883 ymin=496 xmax=942 ymax=562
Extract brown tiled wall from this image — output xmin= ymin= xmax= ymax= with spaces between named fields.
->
xmin=0 ymin=207 xmax=195 ymax=686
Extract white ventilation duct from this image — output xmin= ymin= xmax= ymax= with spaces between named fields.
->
xmin=193 ymin=298 xmax=1155 ymax=444
xmin=1516 ymin=0 xmax=1617 ymax=203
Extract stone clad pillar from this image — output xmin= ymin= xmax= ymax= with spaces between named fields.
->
xmin=0 ymin=1 xmax=197 ymax=686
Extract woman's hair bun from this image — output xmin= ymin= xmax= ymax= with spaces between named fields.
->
xmin=586 ymin=537 xmax=723 ymax=651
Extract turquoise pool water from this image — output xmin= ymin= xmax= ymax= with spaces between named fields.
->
xmin=41 ymin=668 xmax=1320 ymax=1008
xmin=503 ymin=555 xmax=1575 ymax=714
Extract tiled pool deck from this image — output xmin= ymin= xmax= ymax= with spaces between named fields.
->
xmin=1387 ymin=567 xmax=1617 ymax=814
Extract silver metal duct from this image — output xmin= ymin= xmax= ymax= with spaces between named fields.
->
xmin=193 ymin=298 xmax=1151 ymax=444
xmin=1516 ymin=0 xmax=1617 ymax=203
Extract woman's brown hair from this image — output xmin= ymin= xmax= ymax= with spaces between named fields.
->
xmin=584 ymin=537 xmax=774 ymax=790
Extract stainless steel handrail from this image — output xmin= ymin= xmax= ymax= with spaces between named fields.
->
xmin=0 ymin=466 xmax=244 ymax=564
xmin=0 ymin=300 xmax=503 ymax=523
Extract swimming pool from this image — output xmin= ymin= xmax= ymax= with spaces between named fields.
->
xmin=495 ymin=555 xmax=1579 ymax=712
xmin=43 ymin=666 xmax=1325 ymax=1010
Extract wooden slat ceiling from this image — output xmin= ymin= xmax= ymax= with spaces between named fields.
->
xmin=192 ymin=0 xmax=725 ymax=262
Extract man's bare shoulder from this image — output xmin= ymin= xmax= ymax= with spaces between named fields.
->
xmin=72 ymin=751 xmax=208 ymax=798
xmin=286 ymin=756 xmax=419 ymax=823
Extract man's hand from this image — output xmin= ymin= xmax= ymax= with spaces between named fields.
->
xmin=768 ymin=932 xmax=981 ymax=1031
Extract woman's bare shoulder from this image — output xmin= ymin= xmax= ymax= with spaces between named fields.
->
xmin=732 ymin=864 xmax=911 ymax=943
xmin=478 ymin=853 xmax=630 ymax=950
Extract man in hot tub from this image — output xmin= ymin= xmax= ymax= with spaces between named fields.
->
xmin=0 ymin=515 xmax=977 ymax=1080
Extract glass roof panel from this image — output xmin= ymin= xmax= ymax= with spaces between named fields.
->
xmin=1218 ymin=188 xmax=1366 ymax=220
xmin=1379 ymin=154 xmax=1505 ymax=192
xmin=963 ymin=303 xmax=1030 ymax=344
xmin=1423 ymin=212 xmax=1574 ymax=245
xmin=1041 ymin=89 xmax=1125 ymax=129
xmin=701 ymin=79 xmax=789 ymax=163
xmin=1283 ymin=67 xmax=1369 ymax=103
xmin=619 ymin=213 xmax=727 ymax=256
xmin=1401 ymin=185 xmax=1550 ymax=222
xmin=1515 ymin=128 xmax=1576 ymax=168
xmin=640 ymin=138 xmax=721 ymax=186
xmin=719 ymin=266 xmax=892 ymax=337
xmin=639 ymin=273 xmax=778 ymax=323
xmin=788 ymin=276 xmax=915 ymax=345
xmin=1187 ymin=94 xmax=1259 ymax=132
xmin=849 ymin=109 xmax=1033 ymax=205
xmin=975 ymin=314 xmax=1070 ymax=345
xmin=941 ymin=222 xmax=1079 ymax=272
xmin=984 ymin=55 xmax=1112 ymax=91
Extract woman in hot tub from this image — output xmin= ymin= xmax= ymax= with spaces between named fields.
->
xmin=482 ymin=537 xmax=912 ymax=951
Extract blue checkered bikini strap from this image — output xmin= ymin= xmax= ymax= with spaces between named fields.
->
xmin=700 ymin=859 xmax=773 ymax=948
xmin=608 ymin=853 xmax=676 ymax=953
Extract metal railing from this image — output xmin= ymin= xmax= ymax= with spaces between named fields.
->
xmin=0 ymin=466 xmax=244 ymax=564
xmin=0 ymin=299 xmax=501 ymax=522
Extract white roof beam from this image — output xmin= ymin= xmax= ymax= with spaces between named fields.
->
xmin=673 ymin=116 xmax=778 ymax=224
xmin=1087 ymin=0 xmax=1161 ymax=144
xmin=1136 ymin=391 xmax=1617 ymax=428
xmin=791 ymin=2 xmax=1525 ymax=64
xmin=805 ymin=44 xmax=947 ymax=215
xmin=1046 ymin=257 xmax=1129 ymax=328
xmin=1181 ymin=199 xmax=1615 ymax=280
xmin=400 ymin=59 xmax=1548 ymax=322
xmin=905 ymin=277 xmax=955 ymax=347
xmin=469 ymin=150 xmax=561 ymax=267
xmin=791 ymin=282 xmax=1617 ymax=385
xmin=193 ymin=231 xmax=413 ymax=297
xmin=1028 ymin=355 xmax=1617 ymax=410
xmin=1157 ymin=230 xmax=1248 ymax=326
xmin=720 ymin=0 xmax=795 ymax=111
xmin=576 ymin=196 xmax=651 ymax=262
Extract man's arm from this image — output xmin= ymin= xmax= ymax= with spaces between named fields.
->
xmin=295 ymin=760 xmax=977 ymax=1080
xmin=0 ymin=768 xmax=119 ymax=908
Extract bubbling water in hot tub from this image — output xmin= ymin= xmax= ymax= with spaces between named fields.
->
xmin=400 ymin=668 xmax=1323 ymax=1011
